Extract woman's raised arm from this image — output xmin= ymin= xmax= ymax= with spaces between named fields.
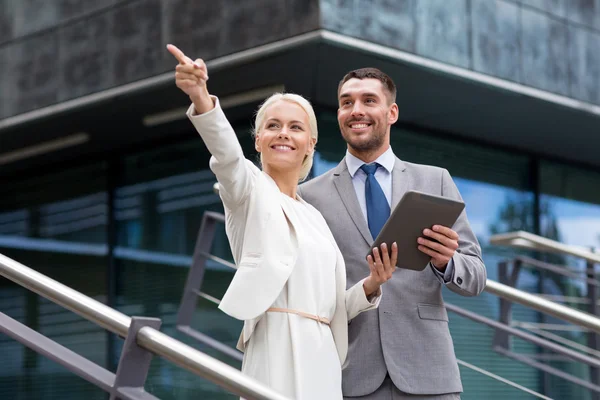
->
xmin=167 ymin=44 xmax=256 ymax=209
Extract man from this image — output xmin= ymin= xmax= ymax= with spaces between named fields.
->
xmin=298 ymin=68 xmax=487 ymax=399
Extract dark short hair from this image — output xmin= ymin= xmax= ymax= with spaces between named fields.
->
xmin=337 ymin=67 xmax=397 ymax=104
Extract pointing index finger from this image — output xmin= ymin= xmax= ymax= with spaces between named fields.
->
xmin=167 ymin=44 xmax=188 ymax=65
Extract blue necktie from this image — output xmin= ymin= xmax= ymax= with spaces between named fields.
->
xmin=360 ymin=163 xmax=391 ymax=239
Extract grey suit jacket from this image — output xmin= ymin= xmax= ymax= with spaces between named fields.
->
xmin=298 ymin=157 xmax=487 ymax=396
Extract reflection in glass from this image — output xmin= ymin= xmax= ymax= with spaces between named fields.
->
xmin=539 ymin=162 xmax=600 ymax=400
xmin=310 ymin=116 xmax=543 ymax=398
xmin=114 ymin=138 xmax=241 ymax=398
xmin=0 ymin=164 xmax=109 ymax=399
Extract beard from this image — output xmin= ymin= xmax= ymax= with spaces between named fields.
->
xmin=341 ymin=125 xmax=387 ymax=153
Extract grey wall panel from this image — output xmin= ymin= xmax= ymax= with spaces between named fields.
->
xmin=321 ymin=0 xmax=361 ymax=37
xmin=566 ymin=0 xmax=600 ymax=30
xmin=9 ymin=0 xmax=116 ymax=39
xmin=321 ymin=0 xmax=417 ymax=51
xmin=0 ymin=1 xmax=12 ymax=117
xmin=163 ymin=0 xmax=319 ymax=67
xmin=520 ymin=0 xmax=568 ymax=19
xmin=0 ymin=45 xmax=9 ymax=118
xmin=0 ymin=0 xmax=16 ymax=43
xmin=318 ymin=0 xmax=600 ymax=106
xmin=58 ymin=13 xmax=111 ymax=101
xmin=287 ymin=0 xmax=320 ymax=36
xmin=3 ymin=0 xmax=600 ymax=121
xmin=415 ymin=0 xmax=470 ymax=68
xmin=521 ymin=7 xmax=569 ymax=96
xmin=568 ymin=26 xmax=600 ymax=104
xmin=0 ymin=0 xmax=321 ymax=120
xmin=361 ymin=0 xmax=416 ymax=52
xmin=56 ymin=0 xmax=116 ymax=21
xmin=110 ymin=0 xmax=163 ymax=87
xmin=12 ymin=0 xmax=59 ymax=37
xmin=162 ymin=0 xmax=226 ymax=63
xmin=472 ymin=0 xmax=520 ymax=82
xmin=9 ymin=32 xmax=61 ymax=114
xmin=224 ymin=0 xmax=294 ymax=54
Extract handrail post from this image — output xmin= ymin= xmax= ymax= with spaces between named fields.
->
xmin=176 ymin=212 xmax=219 ymax=328
xmin=493 ymin=261 xmax=510 ymax=350
xmin=110 ymin=317 xmax=162 ymax=400
xmin=494 ymin=260 xmax=521 ymax=350
xmin=588 ymin=248 xmax=600 ymax=400
xmin=175 ymin=211 xmax=244 ymax=361
xmin=0 ymin=252 xmax=290 ymax=400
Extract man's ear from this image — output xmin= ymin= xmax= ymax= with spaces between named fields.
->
xmin=388 ymin=103 xmax=399 ymax=125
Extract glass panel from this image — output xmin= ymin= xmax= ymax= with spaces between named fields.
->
xmin=539 ymin=161 xmax=600 ymax=400
xmin=114 ymin=134 xmax=249 ymax=398
xmin=0 ymin=163 xmax=108 ymax=399
xmin=453 ymin=312 xmax=542 ymax=399
xmin=456 ymin=312 xmax=593 ymax=400
xmin=311 ymin=112 xmax=544 ymax=399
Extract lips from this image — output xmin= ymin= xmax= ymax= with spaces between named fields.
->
xmin=348 ymin=120 xmax=372 ymax=131
xmin=270 ymin=144 xmax=295 ymax=151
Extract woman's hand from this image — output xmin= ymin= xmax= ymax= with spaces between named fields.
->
xmin=166 ymin=44 xmax=213 ymax=114
xmin=363 ymin=242 xmax=397 ymax=297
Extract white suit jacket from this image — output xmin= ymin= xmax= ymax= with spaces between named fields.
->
xmin=186 ymin=97 xmax=380 ymax=365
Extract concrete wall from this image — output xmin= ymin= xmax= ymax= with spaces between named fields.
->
xmin=321 ymin=0 xmax=600 ymax=105
xmin=1 ymin=0 xmax=599 ymax=120
xmin=0 ymin=0 xmax=319 ymax=119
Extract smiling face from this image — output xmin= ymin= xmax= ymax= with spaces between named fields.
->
xmin=255 ymin=99 xmax=316 ymax=178
xmin=337 ymin=78 xmax=398 ymax=160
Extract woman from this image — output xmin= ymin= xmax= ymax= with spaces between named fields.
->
xmin=167 ymin=44 xmax=397 ymax=399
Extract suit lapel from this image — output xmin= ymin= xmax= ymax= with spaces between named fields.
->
xmin=332 ymin=159 xmax=373 ymax=245
xmin=391 ymin=158 xmax=408 ymax=210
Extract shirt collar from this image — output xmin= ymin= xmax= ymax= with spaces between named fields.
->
xmin=345 ymin=146 xmax=396 ymax=177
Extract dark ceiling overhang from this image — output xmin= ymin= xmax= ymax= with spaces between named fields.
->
xmin=1 ymin=29 xmax=599 ymax=178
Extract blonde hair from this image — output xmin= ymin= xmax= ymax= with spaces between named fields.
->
xmin=252 ymin=93 xmax=318 ymax=182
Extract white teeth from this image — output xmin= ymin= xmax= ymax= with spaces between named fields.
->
xmin=351 ymin=123 xmax=369 ymax=129
xmin=273 ymin=145 xmax=293 ymax=151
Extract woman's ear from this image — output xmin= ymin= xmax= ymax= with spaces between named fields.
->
xmin=307 ymin=137 xmax=316 ymax=155
xmin=255 ymin=133 xmax=261 ymax=153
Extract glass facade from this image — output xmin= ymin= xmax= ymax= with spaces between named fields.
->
xmin=537 ymin=162 xmax=600 ymax=400
xmin=0 ymin=163 xmax=109 ymax=399
xmin=112 ymin=138 xmax=242 ymax=399
xmin=0 ymin=108 xmax=598 ymax=399
xmin=313 ymin=114 xmax=543 ymax=398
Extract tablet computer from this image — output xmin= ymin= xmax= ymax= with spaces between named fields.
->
xmin=370 ymin=190 xmax=465 ymax=271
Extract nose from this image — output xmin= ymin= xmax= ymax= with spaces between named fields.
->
xmin=277 ymin=127 xmax=290 ymax=139
xmin=351 ymin=102 xmax=365 ymax=117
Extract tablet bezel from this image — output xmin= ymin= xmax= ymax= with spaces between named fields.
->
xmin=369 ymin=190 xmax=465 ymax=271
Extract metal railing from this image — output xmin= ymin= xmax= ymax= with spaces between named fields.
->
xmin=490 ymin=230 xmax=600 ymax=398
xmin=483 ymin=279 xmax=600 ymax=334
xmin=177 ymin=212 xmax=600 ymax=399
xmin=490 ymin=230 xmax=600 ymax=264
xmin=0 ymin=253 xmax=290 ymax=400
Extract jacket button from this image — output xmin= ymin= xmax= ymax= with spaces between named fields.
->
xmin=456 ymin=277 xmax=463 ymax=285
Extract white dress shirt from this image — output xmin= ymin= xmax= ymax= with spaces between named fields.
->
xmin=345 ymin=147 xmax=395 ymax=222
xmin=345 ymin=147 xmax=454 ymax=282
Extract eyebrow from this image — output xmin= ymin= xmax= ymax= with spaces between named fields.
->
xmin=266 ymin=118 xmax=306 ymax=125
xmin=339 ymin=92 xmax=382 ymax=99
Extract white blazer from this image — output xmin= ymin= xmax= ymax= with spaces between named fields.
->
xmin=186 ymin=98 xmax=380 ymax=365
